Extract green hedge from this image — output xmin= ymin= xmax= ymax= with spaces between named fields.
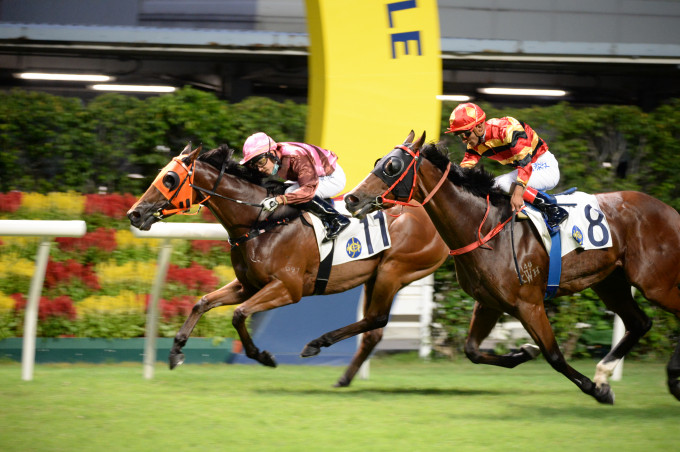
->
xmin=1 ymin=88 xmax=678 ymax=358
xmin=0 ymin=87 xmax=307 ymax=194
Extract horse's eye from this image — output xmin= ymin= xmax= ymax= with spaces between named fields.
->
xmin=382 ymin=157 xmax=405 ymax=177
xmin=162 ymin=172 xmax=180 ymax=190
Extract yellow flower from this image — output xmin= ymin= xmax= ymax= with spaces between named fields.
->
xmin=115 ymin=229 xmax=161 ymax=249
xmin=213 ymin=264 xmax=237 ymax=285
xmin=22 ymin=192 xmax=84 ymax=216
xmin=0 ymin=254 xmax=35 ymax=278
xmin=77 ymin=290 xmax=146 ymax=316
xmin=95 ymin=260 xmax=157 ymax=286
xmin=0 ymin=236 xmax=41 ymax=249
xmin=0 ymin=293 xmax=15 ymax=312
xmin=207 ymin=304 xmax=235 ymax=317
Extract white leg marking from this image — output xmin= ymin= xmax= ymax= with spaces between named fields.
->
xmin=593 ymin=359 xmax=620 ymax=387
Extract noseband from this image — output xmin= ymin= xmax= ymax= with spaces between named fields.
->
xmin=370 ymin=145 xmax=421 ymax=207
xmin=371 ymin=144 xmax=450 ymax=208
xmin=151 ymin=156 xmax=205 ymax=217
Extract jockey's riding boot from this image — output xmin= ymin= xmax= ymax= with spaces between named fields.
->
xmin=527 ymin=190 xmax=568 ymax=232
xmin=303 ymin=196 xmax=351 ymax=242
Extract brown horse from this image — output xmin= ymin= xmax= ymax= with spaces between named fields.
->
xmin=344 ymin=131 xmax=680 ymax=404
xmin=127 ymin=143 xmax=449 ymax=387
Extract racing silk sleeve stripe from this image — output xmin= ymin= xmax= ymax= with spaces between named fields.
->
xmin=466 ymin=117 xmax=549 ymax=188
xmin=460 ymin=152 xmax=482 ymax=168
xmin=286 ymin=142 xmax=338 ymax=176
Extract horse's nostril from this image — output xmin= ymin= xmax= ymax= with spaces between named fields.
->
xmin=127 ymin=210 xmax=140 ymax=220
xmin=344 ymin=194 xmax=358 ymax=206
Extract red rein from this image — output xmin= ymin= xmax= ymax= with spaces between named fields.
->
xmin=448 ymin=194 xmax=513 ymax=256
xmin=378 ymin=144 xmax=512 ymax=256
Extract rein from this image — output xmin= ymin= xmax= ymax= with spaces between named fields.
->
xmin=157 ymin=152 xmax=266 ymax=220
xmin=377 ymin=142 xmax=521 ymax=280
xmin=157 ymin=150 xmax=296 ymax=245
xmin=448 ymin=194 xmax=513 ymax=256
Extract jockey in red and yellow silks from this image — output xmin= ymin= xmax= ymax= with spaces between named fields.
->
xmin=447 ymin=103 xmax=567 ymax=232
xmin=459 ymin=116 xmax=548 ymax=189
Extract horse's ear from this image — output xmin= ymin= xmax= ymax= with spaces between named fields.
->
xmin=412 ymin=131 xmax=426 ymax=150
xmin=180 ymin=142 xmax=192 ymax=155
xmin=403 ymin=130 xmax=415 ymax=145
xmin=187 ymin=144 xmax=202 ymax=162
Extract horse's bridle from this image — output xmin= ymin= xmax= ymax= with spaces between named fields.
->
xmin=151 ymin=152 xmax=261 ymax=219
xmin=371 ymin=144 xmax=450 ymax=208
xmin=151 ymin=155 xmax=203 ymax=217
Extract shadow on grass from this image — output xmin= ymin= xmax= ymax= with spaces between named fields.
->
xmin=258 ymin=386 xmax=506 ymax=397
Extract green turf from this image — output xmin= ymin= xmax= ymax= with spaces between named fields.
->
xmin=0 ymin=355 xmax=677 ymax=452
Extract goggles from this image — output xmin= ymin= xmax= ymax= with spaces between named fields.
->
xmin=249 ymin=153 xmax=270 ymax=169
xmin=454 ymin=129 xmax=473 ymax=138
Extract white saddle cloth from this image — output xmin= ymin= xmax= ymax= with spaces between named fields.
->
xmin=306 ymin=201 xmax=392 ymax=265
xmin=523 ymin=191 xmax=613 ymax=257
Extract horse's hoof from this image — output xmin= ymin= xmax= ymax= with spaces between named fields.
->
xmin=520 ymin=343 xmax=540 ymax=359
xmin=169 ymin=352 xmax=185 ymax=370
xmin=333 ymin=376 xmax=351 ymax=388
xmin=259 ymin=350 xmax=277 ymax=368
xmin=668 ymin=378 xmax=680 ymax=401
xmin=300 ymin=343 xmax=321 ymax=358
xmin=593 ymin=383 xmax=615 ymax=405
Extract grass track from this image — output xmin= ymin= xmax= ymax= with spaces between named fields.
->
xmin=0 ymin=356 xmax=677 ymax=452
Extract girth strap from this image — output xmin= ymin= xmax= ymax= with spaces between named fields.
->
xmin=228 ymin=217 xmax=292 ymax=247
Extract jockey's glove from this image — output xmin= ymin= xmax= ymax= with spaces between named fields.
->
xmin=261 ymin=197 xmax=279 ymax=212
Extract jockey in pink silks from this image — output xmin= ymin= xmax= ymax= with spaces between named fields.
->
xmin=240 ymin=132 xmax=350 ymax=242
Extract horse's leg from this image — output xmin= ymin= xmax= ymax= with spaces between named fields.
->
xmin=668 ymin=340 xmax=680 ymax=401
xmin=464 ymin=301 xmax=540 ymax=367
xmin=314 ymin=278 xmax=388 ymax=388
xmin=515 ymin=299 xmax=614 ymax=404
xmin=170 ymin=279 xmax=248 ymax=369
xmin=590 ymin=274 xmax=652 ymax=394
xmin=334 ymin=328 xmax=383 ymax=388
xmin=300 ymin=281 xmax=391 ymax=359
xmin=231 ymin=278 xmax=296 ymax=367
xmin=639 ymin=281 xmax=680 ymax=401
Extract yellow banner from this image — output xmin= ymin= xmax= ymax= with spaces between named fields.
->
xmin=305 ymin=0 xmax=441 ymax=194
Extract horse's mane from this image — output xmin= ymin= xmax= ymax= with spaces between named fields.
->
xmin=420 ymin=142 xmax=507 ymax=206
xmin=197 ymin=145 xmax=286 ymax=195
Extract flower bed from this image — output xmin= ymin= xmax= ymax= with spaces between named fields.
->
xmin=0 ymin=191 xmax=237 ymax=340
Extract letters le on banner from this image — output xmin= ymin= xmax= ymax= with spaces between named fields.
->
xmin=305 ymin=0 xmax=442 ymax=193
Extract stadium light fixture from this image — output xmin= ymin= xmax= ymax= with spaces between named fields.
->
xmin=90 ymin=84 xmax=176 ymax=93
xmin=16 ymin=72 xmax=112 ymax=82
xmin=436 ymin=94 xmax=471 ymax=102
xmin=478 ymin=87 xmax=567 ymax=97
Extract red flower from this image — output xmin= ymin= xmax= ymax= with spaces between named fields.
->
xmin=44 ymin=259 xmax=100 ymax=290
xmin=56 ymin=228 xmax=117 ymax=253
xmin=0 ymin=192 xmax=22 ymax=213
xmin=147 ymin=294 xmax=197 ymax=320
xmin=84 ymin=193 xmax=138 ymax=219
xmin=12 ymin=293 xmax=76 ymax=320
xmin=165 ymin=262 xmax=219 ymax=292
xmin=190 ymin=239 xmax=231 ymax=254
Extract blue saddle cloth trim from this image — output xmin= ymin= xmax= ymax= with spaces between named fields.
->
xmin=545 ymin=229 xmax=561 ymax=300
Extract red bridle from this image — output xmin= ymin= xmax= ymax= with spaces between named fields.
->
xmin=377 ymin=144 xmax=512 ymax=256
xmin=379 ymin=145 xmax=451 ymax=207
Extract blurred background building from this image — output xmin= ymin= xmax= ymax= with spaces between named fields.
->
xmin=1 ymin=0 xmax=679 ymax=108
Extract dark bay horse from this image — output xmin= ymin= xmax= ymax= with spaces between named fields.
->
xmin=344 ymin=131 xmax=680 ymax=404
xmin=127 ymin=143 xmax=449 ymax=387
